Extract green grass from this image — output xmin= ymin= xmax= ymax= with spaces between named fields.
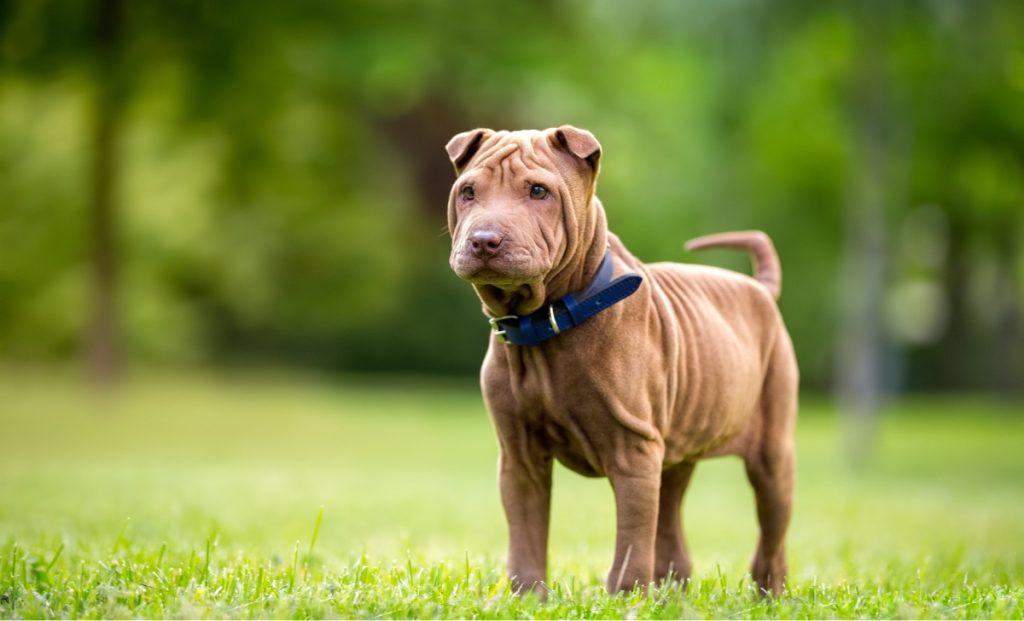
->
xmin=1 ymin=367 xmax=1023 ymax=618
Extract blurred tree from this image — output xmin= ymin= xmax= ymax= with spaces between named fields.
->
xmin=0 ymin=0 xmax=1021 ymax=397
xmin=835 ymin=1 xmax=898 ymax=462
xmin=86 ymin=0 xmax=123 ymax=383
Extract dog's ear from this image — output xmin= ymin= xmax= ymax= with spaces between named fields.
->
xmin=445 ymin=128 xmax=493 ymax=174
xmin=553 ymin=125 xmax=601 ymax=174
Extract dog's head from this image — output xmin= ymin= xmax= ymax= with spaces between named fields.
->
xmin=445 ymin=126 xmax=606 ymax=315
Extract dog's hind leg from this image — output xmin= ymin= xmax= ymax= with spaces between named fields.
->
xmin=744 ymin=334 xmax=798 ymax=596
xmin=744 ymin=448 xmax=794 ymax=596
xmin=654 ymin=461 xmax=696 ymax=584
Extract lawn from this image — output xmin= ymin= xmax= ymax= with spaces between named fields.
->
xmin=1 ymin=368 xmax=1022 ymax=618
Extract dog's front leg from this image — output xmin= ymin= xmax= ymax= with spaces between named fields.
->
xmin=606 ymin=454 xmax=662 ymax=594
xmin=499 ymin=443 xmax=553 ymax=598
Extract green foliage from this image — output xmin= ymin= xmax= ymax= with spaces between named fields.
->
xmin=1 ymin=370 xmax=1022 ymax=618
xmin=0 ymin=1 xmax=1022 ymax=387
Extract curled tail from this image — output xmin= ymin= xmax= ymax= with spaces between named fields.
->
xmin=685 ymin=230 xmax=782 ymax=300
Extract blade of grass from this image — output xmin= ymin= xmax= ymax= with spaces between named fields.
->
xmin=308 ymin=506 xmax=324 ymax=557
xmin=289 ymin=540 xmax=299 ymax=593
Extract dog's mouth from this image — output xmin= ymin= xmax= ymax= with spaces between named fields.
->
xmin=456 ymin=265 xmax=534 ymax=289
xmin=468 ymin=272 xmax=531 ymax=290
xmin=451 ymin=252 xmax=543 ymax=288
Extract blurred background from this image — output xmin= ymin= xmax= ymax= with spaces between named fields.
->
xmin=2 ymin=0 xmax=1023 ymax=399
xmin=1 ymin=2 xmax=1024 ymax=612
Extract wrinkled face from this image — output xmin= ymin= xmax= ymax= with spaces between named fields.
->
xmin=446 ymin=128 xmax=600 ymax=290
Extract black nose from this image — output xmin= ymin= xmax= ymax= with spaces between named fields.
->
xmin=469 ymin=230 xmax=504 ymax=258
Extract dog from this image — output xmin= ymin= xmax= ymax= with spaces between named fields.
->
xmin=445 ymin=126 xmax=798 ymax=596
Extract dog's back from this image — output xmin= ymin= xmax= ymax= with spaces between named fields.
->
xmin=641 ymin=260 xmax=787 ymax=458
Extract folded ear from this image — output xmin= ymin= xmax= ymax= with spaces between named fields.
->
xmin=553 ymin=125 xmax=601 ymax=173
xmin=445 ymin=128 xmax=493 ymax=174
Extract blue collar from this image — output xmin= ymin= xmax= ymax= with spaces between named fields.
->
xmin=487 ymin=250 xmax=643 ymax=346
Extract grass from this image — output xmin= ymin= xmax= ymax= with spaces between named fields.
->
xmin=1 ymin=367 xmax=1023 ymax=618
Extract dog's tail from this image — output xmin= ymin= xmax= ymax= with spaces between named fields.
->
xmin=685 ymin=230 xmax=781 ymax=300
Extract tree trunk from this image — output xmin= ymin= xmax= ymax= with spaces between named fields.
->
xmin=993 ymin=233 xmax=1022 ymax=394
xmin=835 ymin=5 xmax=892 ymax=466
xmin=86 ymin=0 xmax=123 ymax=384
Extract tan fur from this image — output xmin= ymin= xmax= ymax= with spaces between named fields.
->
xmin=446 ymin=126 xmax=799 ymax=597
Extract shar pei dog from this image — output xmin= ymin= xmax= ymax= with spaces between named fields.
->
xmin=444 ymin=126 xmax=798 ymax=596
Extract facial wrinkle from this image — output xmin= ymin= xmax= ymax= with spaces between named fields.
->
xmin=473 ymin=141 xmax=519 ymax=176
xmin=500 ymin=152 xmax=514 ymax=187
xmin=507 ymin=146 xmax=530 ymax=181
xmin=537 ymin=212 xmax=561 ymax=268
xmin=543 ymin=182 xmax=590 ymax=299
xmin=519 ymin=136 xmax=544 ymax=169
xmin=557 ymin=186 xmax=580 ymax=274
xmin=475 ymin=130 xmax=510 ymax=159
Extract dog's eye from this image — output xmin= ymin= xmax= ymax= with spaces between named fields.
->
xmin=460 ymin=186 xmax=475 ymax=200
xmin=529 ymin=184 xmax=549 ymax=200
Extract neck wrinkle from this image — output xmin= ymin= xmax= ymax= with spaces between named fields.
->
xmin=474 ymin=282 xmax=541 ymax=318
xmin=541 ymin=196 xmax=608 ymax=305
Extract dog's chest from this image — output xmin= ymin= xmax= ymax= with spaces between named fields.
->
xmin=503 ymin=348 xmax=627 ymax=476
xmin=534 ymin=400 xmax=607 ymax=478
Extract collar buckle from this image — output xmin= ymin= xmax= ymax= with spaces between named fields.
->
xmin=488 ymin=315 xmax=517 ymax=345
xmin=548 ymin=305 xmax=561 ymax=335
